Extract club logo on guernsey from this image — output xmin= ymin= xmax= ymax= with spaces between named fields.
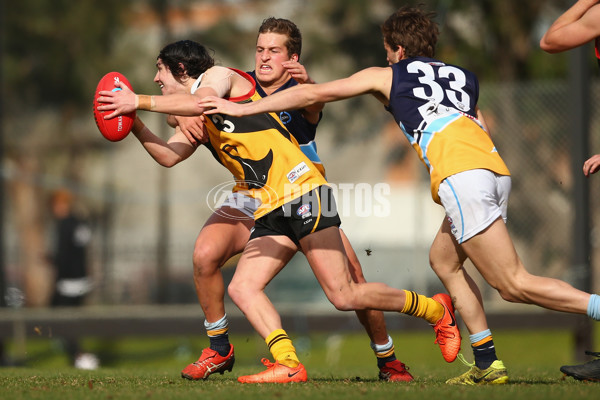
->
xmin=287 ymin=161 xmax=309 ymax=183
xmin=279 ymin=111 xmax=292 ymax=124
xmin=297 ymin=204 xmax=312 ymax=219
xmin=447 ymin=215 xmax=458 ymax=237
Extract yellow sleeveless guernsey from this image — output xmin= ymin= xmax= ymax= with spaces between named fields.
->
xmin=202 ymin=69 xmax=327 ymax=219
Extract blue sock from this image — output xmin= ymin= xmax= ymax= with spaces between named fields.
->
xmin=587 ymin=294 xmax=600 ymax=321
xmin=470 ymin=329 xmax=497 ymax=370
xmin=205 ymin=314 xmax=231 ymax=356
xmin=370 ymin=335 xmax=397 ymax=368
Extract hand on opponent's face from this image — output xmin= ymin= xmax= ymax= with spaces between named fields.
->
xmin=281 ymin=60 xmax=311 ymax=84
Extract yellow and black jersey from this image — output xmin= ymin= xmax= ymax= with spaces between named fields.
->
xmin=202 ymin=69 xmax=327 ymax=219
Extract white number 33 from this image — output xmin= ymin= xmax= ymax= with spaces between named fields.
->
xmin=408 ymin=61 xmax=471 ymax=113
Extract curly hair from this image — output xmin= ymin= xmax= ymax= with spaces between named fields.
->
xmin=381 ymin=6 xmax=439 ymax=58
xmin=258 ymin=17 xmax=302 ymax=58
xmin=157 ymin=40 xmax=215 ymax=80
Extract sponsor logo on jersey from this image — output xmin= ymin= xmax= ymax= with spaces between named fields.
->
xmin=287 ymin=161 xmax=309 ymax=183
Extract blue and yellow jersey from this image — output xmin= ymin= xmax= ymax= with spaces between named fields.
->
xmin=386 ymin=57 xmax=510 ymax=203
xmin=202 ymin=69 xmax=327 ymax=219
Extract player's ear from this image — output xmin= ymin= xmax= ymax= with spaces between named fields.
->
xmin=290 ymin=54 xmax=299 ymax=62
xmin=396 ymin=46 xmax=405 ymax=61
xmin=178 ymin=62 xmax=188 ymax=77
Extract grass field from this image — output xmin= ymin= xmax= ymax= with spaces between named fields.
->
xmin=1 ymin=329 xmax=598 ymax=399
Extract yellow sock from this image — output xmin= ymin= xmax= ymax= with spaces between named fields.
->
xmin=401 ymin=290 xmax=444 ymax=324
xmin=266 ymin=329 xmax=300 ymax=368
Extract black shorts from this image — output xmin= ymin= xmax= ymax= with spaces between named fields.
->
xmin=250 ymin=185 xmax=341 ymax=246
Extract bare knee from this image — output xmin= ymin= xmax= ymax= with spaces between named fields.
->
xmin=493 ymin=284 xmax=516 ymax=302
xmin=496 ymin=287 xmax=528 ymax=303
xmin=227 ymin=280 xmax=246 ymax=309
xmin=325 ymin=288 xmax=357 ymax=311
xmin=429 ymin=255 xmax=459 ymax=279
xmin=329 ymin=297 xmax=354 ymax=311
xmin=226 ymin=281 xmax=238 ymax=303
xmin=429 ymin=256 xmax=444 ymax=276
xmin=193 ymin=242 xmax=224 ymax=278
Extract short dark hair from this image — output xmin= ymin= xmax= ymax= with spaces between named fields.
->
xmin=258 ymin=17 xmax=302 ymax=58
xmin=381 ymin=6 xmax=439 ymax=58
xmin=158 ymin=40 xmax=214 ymax=79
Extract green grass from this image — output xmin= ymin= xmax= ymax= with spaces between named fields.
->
xmin=1 ymin=329 xmax=599 ymax=399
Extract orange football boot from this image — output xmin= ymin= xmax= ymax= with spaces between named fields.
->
xmin=181 ymin=345 xmax=235 ymax=380
xmin=431 ymin=293 xmax=461 ymax=362
xmin=237 ymin=358 xmax=307 ymax=383
xmin=379 ymin=359 xmax=414 ymax=382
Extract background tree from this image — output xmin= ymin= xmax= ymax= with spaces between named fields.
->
xmin=3 ymin=0 xmax=134 ymax=305
xmin=1 ymin=0 xmax=596 ymax=306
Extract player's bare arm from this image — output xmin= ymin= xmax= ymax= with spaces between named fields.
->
xmin=131 ymin=117 xmax=196 ymax=167
xmin=540 ymin=1 xmax=600 ymax=53
xmin=98 ymin=82 xmax=211 ymax=119
xmin=200 ymin=67 xmax=392 ymax=117
xmin=97 ymin=65 xmax=240 ymax=119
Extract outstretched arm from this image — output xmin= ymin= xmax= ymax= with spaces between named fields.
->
xmin=131 ymin=117 xmax=196 ymax=167
xmin=200 ymin=67 xmax=392 ymax=117
xmin=540 ymin=0 xmax=600 ymax=53
xmin=97 ymin=80 xmax=217 ymax=119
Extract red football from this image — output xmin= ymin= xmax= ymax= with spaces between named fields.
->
xmin=93 ymin=72 xmax=136 ymax=142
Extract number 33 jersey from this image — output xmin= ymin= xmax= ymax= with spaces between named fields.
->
xmin=386 ymin=57 xmax=510 ymax=204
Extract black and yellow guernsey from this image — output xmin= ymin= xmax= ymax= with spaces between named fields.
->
xmin=198 ymin=68 xmax=327 ymax=219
